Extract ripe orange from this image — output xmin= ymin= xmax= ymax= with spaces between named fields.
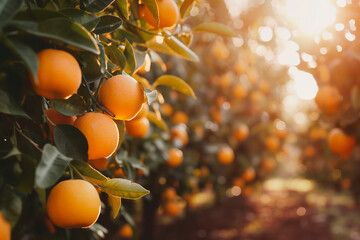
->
xmin=315 ymin=85 xmax=342 ymax=114
xmin=233 ymin=123 xmax=249 ymax=142
xmin=210 ymin=107 xmax=222 ymax=124
xmin=139 ymin=0 xmax=179 ymax=29
xmin=171 ymin=111 xmax=188 ymax=124
xmin=46 ymin=180 xmax=101 ymax=229
xmin=211 ymin=41 xmax=230 ymax=60
xmin=261 ymin=157 xmax=276 ymax=172
xmin=232 ymin=83 xmax=248 ymax=99
xmin=162 ymin=187 xmax=177 ymax=201
xmin=74 ymin=112 xmax=119 ymax=159
xmin=133 ymin=104 xmax=149 ymax=120
xmin=88 ymin=158 xmax=109 ymax=170
xmin=170 ymin=125 xmax=189 ymax=146
xmin=30 ymin=49 xmax=81 ymax=99
xmin=114 ymin=168 xmax=125 ymax=177
xmin=0 ymin=211 xmax=10 ymax=240
xmin=219 ymin=72 xmax=232 ymax=89
xmin=232 ymin=177 xmax=244 ymax=188
xmin=309 ymin=127 xmax=327 ymax=140
xmin=328 ymin=128 xmax=356 ymax=159
xmin=118 ymin=224 xmax=133 ymax=238
xmin=217 ymin=146 xmax=234 ymax=165
xmin=242 ymin=168 xmax=256 ymax=182
xmin=125 ymin=117 xmax=150 ymax=138
xmin=45 ymin=109 xmax=77 ymax=138
xmin=167 ymin=148 xmax=183 ymax=167
xmin=304 ymin=146 xmax=316 ymax=158
xmin=160 ymin=103 xmax=174 ymax=116
xmin=164 ymin=201 xmax=182 ymax=216
xmin=341 ymin=178 xmax=351 ymax=190
xmin=265 ymin=135 xmax=280 ymax=152
xmin=98 ymin=75 xmax=145 ymax=120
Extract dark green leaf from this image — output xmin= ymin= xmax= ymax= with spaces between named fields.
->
xmin=0 ymin=185 xmax=22 ymax=227
xmin=35 ymin=144 xmax=72 ymax=189
xmin=0 ymin=0 xmax=23 ymax=29
xmin=142 ymin=0 xmax=159 ymax=27
xmin=116 ymin=0 xmax=128 ymax=19
xmin=194 ymin=22 xmax=239 ymax=37
xmin=9 ymin=18 xmax=100 ymax=54
xmin=80 ymin=0 xmax=115 ymax=13
xmin=98 ymin=43 xmax=107 ymax=74
xmin=112 ymin=28 xmax=145 ymax=43
xmin=70 ymin=160 xmax=108 ymax=186
xmin=59 ymin=8 xmax=100 ymax=31
xmin=154 ymin=75 xmax=196 ymax=98
xmin=93 ymin=15 xmax=122 ymax=34
xmin=164 ymin=34 xmax=199 ymax=62
xmin=180 ymin=0 xmax=195 ymax=18
xmin=15 ymin=154 xmax=35 ymax=193
xmin=14 ymin=9 xmax=65 ymax=21
xmin=105 ymin=44 xmax=126 ymax=70
xmin=101 ymin=178 xmax=149 ymax=199
xmin=124 ymin=39 xmax=136 ymax=75
xmin=54 ymin=124 xmax=89 ymax=161
xmin=49 ymin=94 xmax=88 ymax=116
xmin=0 ymin=89 xmax=30 ymax=118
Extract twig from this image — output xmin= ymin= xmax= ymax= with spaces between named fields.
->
xmin=15 ymin=122 xmax=43 ymax=153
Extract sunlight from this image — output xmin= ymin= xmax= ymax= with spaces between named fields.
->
xmin=285 ymin=0 xmax=337 ymax=35
xmin=289 ymin=68 xmax=318 ymax=100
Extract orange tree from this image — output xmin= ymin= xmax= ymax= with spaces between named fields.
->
xmin=292 ymin=2 xmax=360 ymax=203
xmin=0 ymin=0 xmax=238 ymax=239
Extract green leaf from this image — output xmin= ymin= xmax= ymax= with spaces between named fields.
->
xmin=14 ymin=9 xmax=65 ymax=21
xmin=142 ymin=0 xmax=159 ymax=27
xmin=54 ymin=124 xmax=89 ymax=161
xmin=112 ymin=28 xmax=145 ymax=43
xmin=9 ymin=18 xmax=100 ymax=54
xmin=0 ymin=0 xmax=23 ymax=29
xmin=49 ymin=94 xmax=88 ymax=116
xmin=116 ymin=0 xmax=129 ymax=19
xmin=114 ymin=120 xmax=125 ymax=147
xmin=108 ymin=194 xmax=121 ymax=218
xmin=15 ymin=154 xmax=35 ymax=193
xmin=79 ymin=52 xmax=104 ymax=82
xmin=59 ymin=8 xmax=100 ymax=31
xmin=0 ymin=89 xmax=30 ymax=118
xmin=124 ymin=39 xmax=136 ymax=75
xmin=180 ymin=0 xmax=195 ymax=18
xmin=5 ymin=38 xmax=38 ymax=83
xmin=194 ymin=22 xmax=239 ymax=37
xmin=0 ymin=185 xmax=22 ymax=227
xmin=70 ymin=160 xmax=108 ymax=186
xmin=35 ymin=144 xmax=72 ymax=189
xmin=123 ymin=157 xmax=149 ymax=174
xmin=105 ymin=44 xmax=126 ymax=70
xmin=80 ymin=0 xmax=115 ymax=13
xmin=101 ymin=178 xmax=149 ymax=199
xmin=164 ymin=34 xmax=199 ymax=62
xmin=147 ymin=112 xmax=168 ymax=132
xmin=145 ymin=89 xmax=158 ymax=105
xmin=154 ymin=75 xmax=196 ymax=98
xmin=93 ymin=15 xmax=122 ymax=34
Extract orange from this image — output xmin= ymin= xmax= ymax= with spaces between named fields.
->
xmin=232 ymin=83 xmax=248 ymax=99
xmin=210 ymin=107 xmax=222 ymax=124
xmin=171 ymin=111 xmax=188 ymax=124
xmin=30 ymin=49 xmax=81 ymax=99
xmin=114 ymin=168 xmax=125 ymax=177
xmin=219 ymin=72 xmax=232 ymax=89
xmin=139 ymin=0 xmax=179 ymax=29
xmin=44 ymin=216 xmax=56 ymax=234
xmin=170 ymin=125 xmax=189 ymax=146
xmin=98 ymin=75 xmax=145 ymax=120
xmin=261 ymin=157 xmax=276 ymax=172
xmin=133 ymin=104 xmax=149 ymax=120
xmin=211 ymin=41 xmax=230 ymax=60
xmin=328 ymin=128 xmax=356 ymax=159
xmin=167 ymin=148 xmax=183 ymax=167
xmin=125 ymin=117 xmax=150 ymax=138
xmin=46 ymin=179 xmax=101 ymax=229
xmin=45 ymin=109 xmax=77 ymax=138
xmin=118 ymin=224 xmax=133 ymax=238
xmin=233 ymin=123 xmax=249 ymax=142
xmin=275 ymin=128 xmax=289 ymax=139
xmin=88 ymin=158 xmax=109 ymax=170
xmin=232 ymin=177 xmax=244 ymax=188
xmin=74 ymin=112 xmax=119 ymax=159
xmin=309 ymin=127 xmax=327 ymax=140
xmin=265 ymin=135 xmax=280 ymax=152
xmin=164 ymin=201 xmax=182 ymax=216
xmin=341 ymin=178 xmax=351 ymax=190
xmin=217 ymin=146 xmax=234 ymax=165
xmin=304 ymin=146 xmax=316 ymax=158
xmin=315 ymin=85 xmax=342 ymax=114
xmin=0 ymin=211 xmax=11 ymax=240
xmin=162 ymin=187 xmax=177 ymax=201
xmin=160 ymin=103 xmax=173 ymax=116
xmin=242 ymin=168 xmax=256 ymax=182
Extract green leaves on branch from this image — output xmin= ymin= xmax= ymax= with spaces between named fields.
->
xmin=70 ymin=160 xmax=108 ymax=186
xmin=35 ymin=144 xmax=72 ymax=189
xmin=108 ymin=194 xmax=122 ymax=219
xmin=101 ymin=178 xmax=150 ymax=199
xmin=93 ymin=15 xmax=122 ymax=34
xmin=59 ymin=8 xmax=100 ymax=31
xmin=9 ymin=18 xmax=100 ymax=54
xmin=180 ymin=0 xmax=195 ymax=18
xmin=147 ymin=112 xmax=168 ymax=132
xmin=142 ymin=0 xmax=160 ymax=27
xmin=0 ymin=90 xmax=30 ymax=118
xmin=80 ymin=0 xmax=115 ymax=13
xmin=193 ymin=22 xmax=239 ymax=37
xmin=164 ymin=34 xmax=199 ymax=62
xmin=105 ymin=44 xmax=127 ymax=70
xmin=0 ymin=0 xmax=23 ymax=29
xmin=154 ymin=75 xmax=196 ymax=99
xmin=49 ymin=94 xmax=88 ymax=116
xmin=124 ymin=39 xmax=136 ymax=75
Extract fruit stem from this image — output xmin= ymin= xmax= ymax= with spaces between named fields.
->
xmin=15 ymin=122 xmax=43 ymax=153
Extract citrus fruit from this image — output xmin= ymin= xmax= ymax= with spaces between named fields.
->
xmin=125 ymin=117 xmax=150 ymax=138
xmin=167 ymin=148 xmax=183 ymax=167
xmin=328 ymin=128 xmax=356 ymax=159
xmin=45 ymin=108 xmax=76 ymax=138
xmin=315 ymin=85 xmax=342 ymax=114
xmin=139 ymin=0 xmax=179 ymax=29
xmin=0 ymin=211 xmax=10 ymax=240
xmin=217 ymin=146 xmax=234 ymax=165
